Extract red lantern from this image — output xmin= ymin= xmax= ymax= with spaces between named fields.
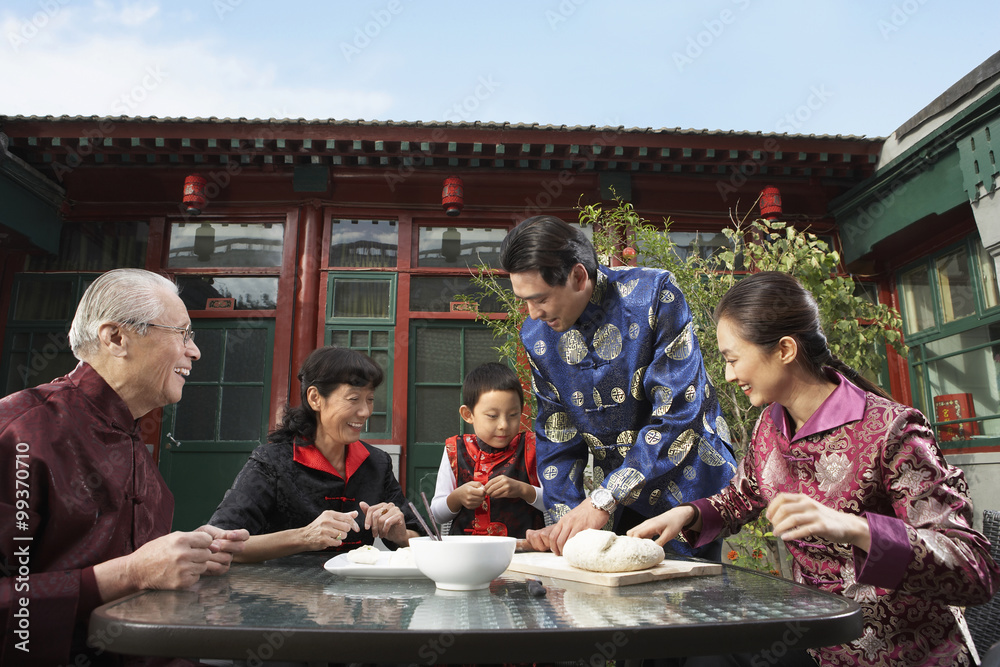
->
xmin=759 ymin=185 xmax=782 ymax=220
xmin=183 ymin=174 xmax=208 ymax=215
xmin=442 ymin=176 xmax=464 ymax=217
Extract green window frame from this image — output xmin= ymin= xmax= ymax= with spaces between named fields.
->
xmin=405 ymin=320 xmax=505 ymax=507
xmin=326 ymin=272 xmax=397 ymax=325
xmin=324 ymin=327 xmax=394 ymax=440
xmin=1 ymin=274 xmax=96 ymax=395
xmin=897 ymin=235 xmax=1000 ymax=448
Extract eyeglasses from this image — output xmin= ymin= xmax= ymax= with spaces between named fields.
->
xmin=143 ymin=322 xmax=196 ymax=345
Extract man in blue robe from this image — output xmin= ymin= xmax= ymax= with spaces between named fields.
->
xmin=500 ymin=215 xmax=736 ymax=558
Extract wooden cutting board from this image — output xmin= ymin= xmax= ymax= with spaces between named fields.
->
xmin=506 ymin=552 xmax=722 ymax=587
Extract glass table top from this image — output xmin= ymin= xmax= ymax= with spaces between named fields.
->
xmin=92 ymin=553 xmax=861 ymax=662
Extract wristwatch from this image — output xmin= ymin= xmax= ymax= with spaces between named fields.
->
xmin=590 ymin=487 xmax=616 ymax=513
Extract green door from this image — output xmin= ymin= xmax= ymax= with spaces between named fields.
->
xmin=159 ymin=319 xmax=274 ymax=530
xmin=406 ymin=322 xmax=502 ymax=508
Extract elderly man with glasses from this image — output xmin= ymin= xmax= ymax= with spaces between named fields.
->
xmin=0 ymin=268 xmax=248 ymax=666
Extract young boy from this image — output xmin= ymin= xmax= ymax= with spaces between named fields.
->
xmin=430 ymin=362 xmax=546 ymax=538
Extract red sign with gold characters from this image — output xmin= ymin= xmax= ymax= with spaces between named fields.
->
xmin=933 ymin=393 xmax=979 ymax=441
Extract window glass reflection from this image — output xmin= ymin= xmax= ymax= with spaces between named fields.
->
xmin=899 ymin=265 xmax=935 ymax=333
xmin=177 ymin=276 xmax=278 ymax=310
xmin=24 ymin=221 xmax=148 ymax=272
xmin=409 ymin=276 xmax=511 ymax=313
xmin=919 ymin=324 xmax=1000 ymax=440
xmin=418 ymin=227 xmax=506 ymax=268
xmin=168 ymin=222 xmax=284 ymax=267
xmin=329 ymin=219 xmax=398 ymax=268
xmin=13 ymin=278 xmax=75 ymax=321
xmin=976 ymin=241 xmax=1000 ymax=310
xmin=935 ymin=247 xmax=975 ymax=323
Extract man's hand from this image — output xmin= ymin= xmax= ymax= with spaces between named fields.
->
xmin=523 ymin=525 xmax=555 ymax=552
xmin=448 ymin=481 xmax=487 ymax=511
xmin=196 ymin=524 xmax=250 ymax=575
xmin=547 ymin=500 xmax=610 ymax=556
xmin=483 ymin=475 xmax=532 ymax=502
xmin=123 ymin=530 xmax=216 ymax=591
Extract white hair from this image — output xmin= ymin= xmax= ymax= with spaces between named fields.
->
xmin=69 ymin=269 xmax=179 ymax=360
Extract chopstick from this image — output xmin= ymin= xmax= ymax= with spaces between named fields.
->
xmin=407 ymin=500 xmax=441 ymax=541
xmin=420 ymin=491 xmax=444 ymax=541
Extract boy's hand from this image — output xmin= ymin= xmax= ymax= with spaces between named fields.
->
xmin=484 ymin=475 xmax=531 ymax=502
xmin=451 ymin=482 xmax=487 ymax=510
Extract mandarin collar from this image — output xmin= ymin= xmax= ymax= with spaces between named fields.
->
xmin=472 ymin=432 xmax=521 ymax=454
xmin=576 ymin=268 xmax=611 ymax=333
xmin=67 ymin=361 xmax=141 ymax=434
xmin=770 ymin=369 xmax=867 ymax=442
xmin=293 ymin=437 xmax=370 ymax=480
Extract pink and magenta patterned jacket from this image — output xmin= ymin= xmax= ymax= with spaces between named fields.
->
xmin=687 ymin=372 xmax=1000 ymax=666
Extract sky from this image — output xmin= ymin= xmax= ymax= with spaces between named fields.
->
xmin=1 ymin=0 xmax=996 ymax=139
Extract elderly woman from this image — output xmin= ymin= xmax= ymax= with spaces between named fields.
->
xmin=211 ymin=346 xmax=419 ymax=561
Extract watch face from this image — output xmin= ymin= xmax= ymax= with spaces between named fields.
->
xmin=592 ymin=488 xmax=613 ymax=510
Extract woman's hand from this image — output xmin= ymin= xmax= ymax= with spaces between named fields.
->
xmin=626 ymin=506 xmax=698 ymax=546
xmin=360 ymin=501 xmax=409 ymax=546
xmin=297 ymin=510 xmax=360 ymax=551
xmin=449 ymin=481 xmax=487 ymax=511
xmin=766 ymin=493 xmax=871 ymax=551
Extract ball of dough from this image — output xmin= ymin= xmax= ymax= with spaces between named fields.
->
xmin=389 ymin=547 xmax=413 ymax=567
xmin=563 ymin=529 xmax=664 ymax=572
xmin=346 ymin=545 xmax=381 ymax=564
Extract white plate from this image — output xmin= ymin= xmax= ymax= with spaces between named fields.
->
xmin=323 ymin=552 xmax=427 ymax=579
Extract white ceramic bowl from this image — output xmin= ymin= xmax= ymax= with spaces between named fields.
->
xmin=409 ymin=535 xmax=517 ymax=591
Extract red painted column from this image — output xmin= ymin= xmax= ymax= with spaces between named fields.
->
xmin=291 ymin=204 xmax=322 ymax=403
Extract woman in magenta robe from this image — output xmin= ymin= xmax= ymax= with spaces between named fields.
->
xmin=630 ymin=271 xmax=1000 ymax=667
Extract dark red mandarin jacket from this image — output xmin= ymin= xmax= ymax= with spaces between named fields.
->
xmin=0 ymin=362 xmax=174 ymax=666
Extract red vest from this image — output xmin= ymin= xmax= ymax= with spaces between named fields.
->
xmin=445 ymin=432 xmax=545 ymax=538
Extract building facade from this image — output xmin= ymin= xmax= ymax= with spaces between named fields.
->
xmin=0 ymin=114 xmax=911 ymax=530
xmin=831 ymin=50 xmax=1000 ymax=522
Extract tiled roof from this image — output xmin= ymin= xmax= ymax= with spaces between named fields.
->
xmin=0 ymin=114 xmax=882 ymax=142
xmin=0 ymin=115 xmax=884 ymax=179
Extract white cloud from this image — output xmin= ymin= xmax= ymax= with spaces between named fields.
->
xmin=0 ymin=3 xmax=394 ymax=120
xmin=117 ymin=0 xmax=160 ymax=26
